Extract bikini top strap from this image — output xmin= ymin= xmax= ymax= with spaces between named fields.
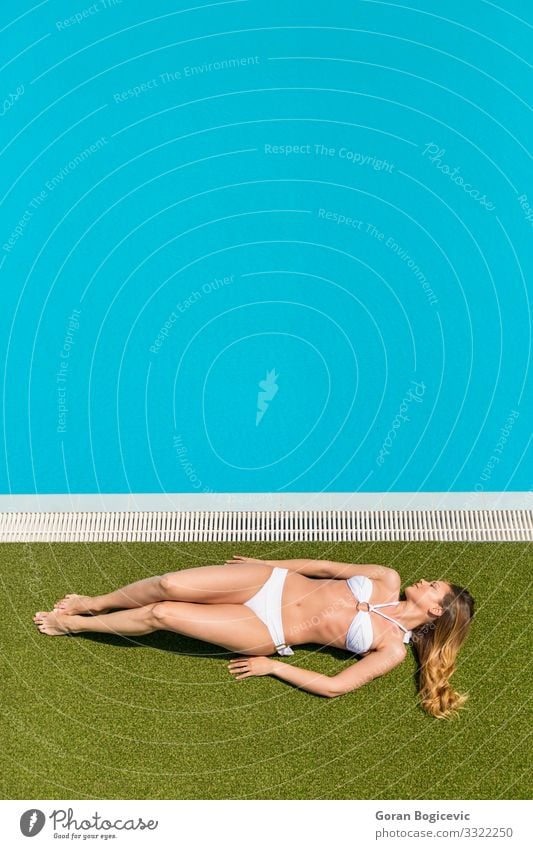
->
xmin=368 ymin=602 xmax=412 ymax=643
xmin=370 ymin=601 xmax=400 ymax=609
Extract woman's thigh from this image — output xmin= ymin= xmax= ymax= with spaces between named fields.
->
xmin=160 ymin=563 xmax=275 ymax=605
xmin=153 ymin=601 xmax=276 ymax=655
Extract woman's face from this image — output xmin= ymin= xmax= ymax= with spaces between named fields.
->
xmin=405 ymin=579 xmax=451 ymax=616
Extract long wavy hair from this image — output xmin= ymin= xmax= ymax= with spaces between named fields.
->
xmin=411 ymin=584 xmax=475 ymax=719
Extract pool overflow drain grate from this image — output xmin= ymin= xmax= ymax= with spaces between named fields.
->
xmin=0 ymin=509 xmax=532 ymax=542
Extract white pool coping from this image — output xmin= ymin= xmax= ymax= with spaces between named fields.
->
xmin=0 ymin=491 xmax=530 ymax=512
xmin=0 ymin=493 xmax=531 ymax=541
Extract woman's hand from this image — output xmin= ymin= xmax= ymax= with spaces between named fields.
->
xmin=228 ymin=656 xmax=276 ymax=679
xmin=224 ymin=554 xmax=267 ymax=566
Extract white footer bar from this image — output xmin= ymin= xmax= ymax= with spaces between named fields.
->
xmin=1 ymin=799 xmax=528 ymax=848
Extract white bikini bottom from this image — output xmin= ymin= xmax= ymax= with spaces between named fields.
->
xmin=243 ymin=566 xmax=294 ymax=656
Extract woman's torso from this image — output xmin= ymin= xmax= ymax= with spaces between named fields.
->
xmin=281 ymin=570 xmax=401 ymax=655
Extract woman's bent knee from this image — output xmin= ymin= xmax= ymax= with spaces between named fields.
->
xmin=160 ymin=573 xmax=179 ymax=595
xmin=151 ymin=601 xmax=176 ymax=628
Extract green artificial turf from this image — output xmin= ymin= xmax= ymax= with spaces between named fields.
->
xmin=1 ymin=541 xmax=531 ymax=800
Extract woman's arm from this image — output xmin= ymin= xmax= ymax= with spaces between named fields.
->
xmin=268 ymin=558 xmax=337 ymax=577
xmin=228 ymin=647 xmax=407 ymax=697
xmin=225 ymin=555 xmax=399 ymax=582
xmin=228 ymin=656 xmax=336 ymax=696
xmin=271 ymin=647 xmax=406 ymax=696
xmin=271 ymin=559 xmax=397 ymax=581
xmin=225 ymin=555 xmax=331 ymax=577
xmin=269 ymin=660 xmax=338 ymax=696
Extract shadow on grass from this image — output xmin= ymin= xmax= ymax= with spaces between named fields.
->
xmin=76 ymin=630 xmax=233 ymax=659
xmin=75 ymin=632 xmax=352 ymax=663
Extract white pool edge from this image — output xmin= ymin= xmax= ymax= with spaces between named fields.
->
xmin=0 ymin=493 xmax=532 ymax=541
xmin=0 ymin=491 xmax=531 ymax=512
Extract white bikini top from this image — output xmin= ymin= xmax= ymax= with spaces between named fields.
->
xmin=345 ymin=574 xmax=412 ymax=655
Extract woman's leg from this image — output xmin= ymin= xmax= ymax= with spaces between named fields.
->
xmin=34 ymin=600 xmax=276 ymax=655
xmin=34 ymin=604 xmax=160 ymax=636
xmin=54 ymin=563 xmax=275 ymax=615
xmin=54 ymin=574 xmax=168 ymax=615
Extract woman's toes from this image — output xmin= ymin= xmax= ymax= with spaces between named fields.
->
xmin=34 ymin=611 xmax=71 ymax=636
xmin=51 ymin=593 xmax=94 ymax=615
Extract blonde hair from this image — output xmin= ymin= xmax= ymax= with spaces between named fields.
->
xmin=411 ymin=584 xmax=475 ymax=720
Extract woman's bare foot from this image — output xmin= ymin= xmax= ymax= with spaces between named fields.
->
xmin=53 ymin=594 xmax=105 ymax=615
xmin=33 ymin=610 xmax=73 ymax=636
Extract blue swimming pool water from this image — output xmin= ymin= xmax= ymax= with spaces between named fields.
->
xmin=1 ymin=1 xmax=532 ymax=495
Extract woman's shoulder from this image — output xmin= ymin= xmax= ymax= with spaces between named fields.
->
xmin=348 ymin=566 xmax=401 ymax=598
xmin=365 ymin=565 xmax=402 ymax=591
xmin=371 ymin=566 xmax=402 ymax=602
xmin=381 ymin=567 xmax=402 ymax=590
